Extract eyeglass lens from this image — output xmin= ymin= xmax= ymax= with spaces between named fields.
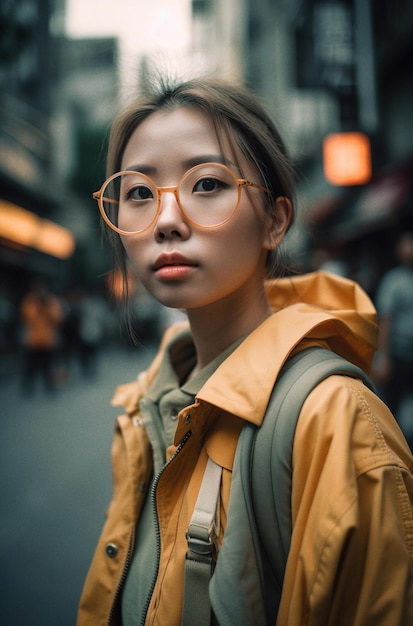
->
xmin=100 ymin=164 xmax=240 ymax=232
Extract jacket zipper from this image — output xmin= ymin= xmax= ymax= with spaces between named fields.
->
xmin=140 ymin=429 xmax=192 ymax=626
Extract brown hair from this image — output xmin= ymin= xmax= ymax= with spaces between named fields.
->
xmin=102 ymin=76 xmax=296 ymax=305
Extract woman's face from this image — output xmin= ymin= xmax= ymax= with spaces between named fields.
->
xmin=119 ymin=106 xmax=278 ymax=313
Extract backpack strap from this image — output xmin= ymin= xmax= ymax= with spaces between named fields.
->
xmin=248 ymin=347 xmax=374 ymax=621
xmin=182 ymin=457 xmax=222 ymax=626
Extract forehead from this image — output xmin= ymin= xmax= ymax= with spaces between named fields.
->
xmin=120 ymin=105 xmax=244 ymax=172
xmin=138 ymin=106 xmax=218 ymax=136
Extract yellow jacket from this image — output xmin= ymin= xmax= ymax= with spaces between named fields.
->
xmin=77 ymin=272 xmax=413 ymax=625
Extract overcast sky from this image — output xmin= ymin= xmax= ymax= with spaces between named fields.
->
xmin=65 ymin=0 xmax=191 ymax=54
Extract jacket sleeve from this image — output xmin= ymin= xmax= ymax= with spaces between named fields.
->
xmin=277 ymin=375 xmax=413 ymax=626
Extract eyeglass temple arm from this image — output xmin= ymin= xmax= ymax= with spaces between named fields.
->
xmin=239 ymin=180 xmax=271 ymax=193
xmin=92 ymin=191 xmax=118 ymax=205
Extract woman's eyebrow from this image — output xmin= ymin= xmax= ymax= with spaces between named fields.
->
xmin=122 ymin=155 xmax=240 ymax=175
xmin=121 ymin=163 xmax=155 ymax=175
xmin=182 ymin=155 xmax=239 ymax=169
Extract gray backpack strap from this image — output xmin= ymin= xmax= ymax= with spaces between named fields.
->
xmin=248 ymin=347 xmax=374 ymax=622
xmin=182 ymin=457 xmax=222 ymax=626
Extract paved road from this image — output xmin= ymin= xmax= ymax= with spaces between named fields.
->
xmin=0 ymin=344 xmax=157 ymax=626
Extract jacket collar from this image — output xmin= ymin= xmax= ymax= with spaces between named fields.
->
xmin=196 ymin=303 xmax=374 ymax=427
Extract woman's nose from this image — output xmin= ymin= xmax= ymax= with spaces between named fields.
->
xmin=154 ymin=190 xmax=191 ymax=240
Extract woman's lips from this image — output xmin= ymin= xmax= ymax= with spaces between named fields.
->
xmin=153 ymin=252 xmax=197 ymax=280
xmin=155 ymin=265 xmax=196 ymax=279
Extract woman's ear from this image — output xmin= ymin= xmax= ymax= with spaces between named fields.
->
xmin=263 ymin=196 xmax=293 ymax=250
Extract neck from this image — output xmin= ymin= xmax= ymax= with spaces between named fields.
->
xmin=186 ymin=291 xmax=272 ymax=376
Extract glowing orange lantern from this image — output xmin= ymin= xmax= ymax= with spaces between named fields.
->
xmin=323 ymin=132 xmax=372 ymax=186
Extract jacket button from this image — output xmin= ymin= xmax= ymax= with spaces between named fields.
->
xmin=184 ymin=414 xmax=191 ymax=424
xmin=105 ymin=543 xmax=118 ymax=558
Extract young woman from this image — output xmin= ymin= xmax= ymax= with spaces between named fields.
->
xmin=77 ymin=77 xmax=413 ymax=626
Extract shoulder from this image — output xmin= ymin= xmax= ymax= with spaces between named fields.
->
xmin=294 ymin=374 xmax=412 ymax=476
xmin=290 ymin=375 xmax=413 ymax=563
xmin=283 ymin=374 xmax=413 ymax=625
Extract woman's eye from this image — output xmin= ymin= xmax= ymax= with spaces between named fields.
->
xmin=128 ymin=185 xmax=154 ymax=201
xmin=193 ymin=177 xmax=224 ymax=193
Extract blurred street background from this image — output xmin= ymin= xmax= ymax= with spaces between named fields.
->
xmin=1 ymin=0 xmax=413 ymax=624
xmin=0 ymin=343 xmax=158 ymax=626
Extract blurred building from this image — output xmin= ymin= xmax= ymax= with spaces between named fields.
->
xmin=0 ymin=0 xmax=122 ymax=364
xmin=190 ymin=0 xmax=246 ymax=76
xmin=52 ymin=34 xmax=119 ymax=286
xmin=242 ymin=0 xmax=413 ymax=293
xmin=0 ymin=0 xmax=69 ymax=293
xmin=0 ymin=1 xmax=120 ymax=299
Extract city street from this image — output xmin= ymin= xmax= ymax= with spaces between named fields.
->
xmin=0 ymin=343 xmax=157 ymax=626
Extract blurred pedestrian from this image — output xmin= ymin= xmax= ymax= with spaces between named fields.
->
xmin=373 ymin=230 xmax=413 ymax=446
xmin=77 ymin=76 xmax=413 ymax=626
xmin=76 ymin=291 xmax=109 ymax=377
xmin=20 ymin=277 xmax=64 ymax=395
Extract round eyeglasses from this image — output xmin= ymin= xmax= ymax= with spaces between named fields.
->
xmin=93 ymin=162 xmax=270 ymax=235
